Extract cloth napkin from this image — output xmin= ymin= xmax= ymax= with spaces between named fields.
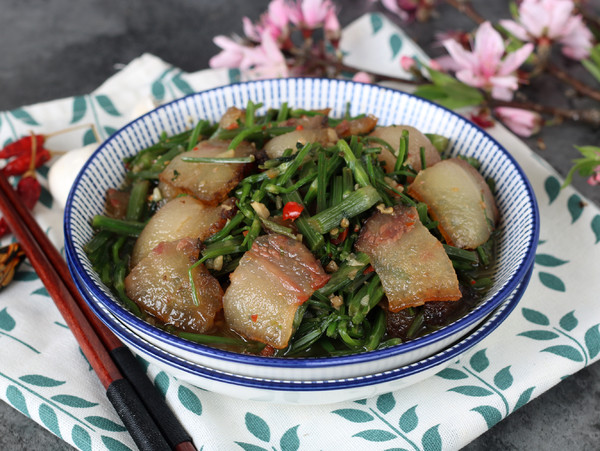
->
xmin=1 ymin=13 xmax=599 ymax=451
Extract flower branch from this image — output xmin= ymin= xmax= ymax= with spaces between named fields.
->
xmin=209 ymin=0 xmax=599 ymax=186
xmin=547 ymin=63 xmax=600 ymax=102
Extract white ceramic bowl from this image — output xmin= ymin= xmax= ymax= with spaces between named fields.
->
xmin=65 ymin=78 xmax=539 ymax=383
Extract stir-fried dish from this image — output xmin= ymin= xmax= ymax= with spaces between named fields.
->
xmin=86 ymin=102 xmax=499 ymax=357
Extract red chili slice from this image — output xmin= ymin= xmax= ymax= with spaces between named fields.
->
xmin=282 ymin=201 xmax=304 ymax=221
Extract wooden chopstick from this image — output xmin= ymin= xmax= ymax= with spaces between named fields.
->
xmin=0 ymin=177 xmax=196 ymax=451
xmin=0 ymin=172 xmax=196 ymax=451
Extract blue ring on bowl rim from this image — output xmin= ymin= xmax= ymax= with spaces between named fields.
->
xmin=64 ymin=78 xmax=540 ymax=369
xmin=69 ymin=251 xmax=532 ymax=391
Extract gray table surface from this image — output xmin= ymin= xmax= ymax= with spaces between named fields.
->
xmin=1 ymin=0 xmax=599 ymax=449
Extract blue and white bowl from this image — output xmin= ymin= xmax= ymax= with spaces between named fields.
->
xmin=69 ymin=252 xmax=532 ymax=404
xmin=65 ymin=78 xmax=539 ymax=386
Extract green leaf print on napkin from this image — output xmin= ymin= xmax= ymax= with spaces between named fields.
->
xmin=20 ymin=374 xmax=65 ymax=387
xmin=470 ymin=406 xmax=502 ymax=429
xmin=71 ymin=96 xmax=88 ymax=124
xmin=0 ymin=308 xmax=16 ymax=331
xmin=153 ymin=371 xmax=170 ymax=397
xmin=39 ymin=185 xmax=54 ymax=209
xmin=534 ymin=254 xmax=569 ymax=267
xmin=85 ymin=416 xmax=127 ymax=432
xmin=40 ymin=403 xmax=62 ymax=438
xmin=520 ymin=309 xmax=600 ymax=366
xmin=13 ymin=270 xmax=40 ymax=282
xmin=72 ymin=424 xmax=92 ymax=451
xmin=568 ymin=194 xmax=584 ymax=223
xmin=172 ymin=73 xmax=194 ymax=96
xmin=399 ymin=405 xmax=418 ymax=433
xmin=236 ymin=411 xmax=301 ymax=451
xmin=280 ymin=425 xmax=300 ymax=451
xmin=437 ymin=349 xmax=535 ymax=427
xmin=246 ymin=412 xmax=270 ymax=442
xmin=538 ymin=273 xmax=566 ymax=292
xmin=95 ymin=95 xmax=121 ymax=117
xmin=0 ymin=310 xmax=40 ymax=353
xmin=228 ymin=68 xmax=241 ymax=84
xmin=51 ymin=394 xmax=99 ymax=408
xmin=178 ymin=385 xmax=203 ymax=416
xmin=6 ymin=385 xmax=29 ymax=416
xmin=370 ymin=13 xmax=383 ymax=34
xmin=31 ymin=286 xmax=49 ymax=297
xmin=469 ymin=349 xmax=489 ymax=372
xmin=100 ymin=435 xmax=134 ymax=451
xmin=390 ymin=34 xmax=403 ymax=59
xmin=534 ymin=241 xmax=568 ymax=292
xmin=10 ymin=108 xmax=39 ymax=126
xmin=544 ymin=176 xmax=560 ymax=204
xmin=591 ymin=215 xmax=600 ymax=244
xmin=83 ymin=128 xmax=97 ymax=146
xmin=333 ymin=395 xmax=442 ymax=450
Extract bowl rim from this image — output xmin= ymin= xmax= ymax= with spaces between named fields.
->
xmin=72 ymin=253 xmax=532 ymax=390
xmin=64 ymin=77 xmax=540 ymax=369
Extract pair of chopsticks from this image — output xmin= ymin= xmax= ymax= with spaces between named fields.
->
xmin=0 ymin=171 xmax=196 ymax=451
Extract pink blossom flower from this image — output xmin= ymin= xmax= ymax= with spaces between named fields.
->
xmin=289 ymin=0 xmax=336 ymax=29
xmin=209 ymin=36 xmax=257 ymax=69
xmin=400 ymin=55 xmax=416 ymax=71
xmin=428 ymin=59 xmax=443 ymax=71
xmin=587 ymin=166 xmax=600 ymax=186
xmin=243 ymin=0 xmax=292 ymax=42
xmin=443 ymin=22 xmax=534 ymax=101
xmin=494 ymin=107 xmax=543 ymax=137
xmin=242 ymin=17 xmax=262 ymax=42
xmin=243 ymin=31 xmax=290 ymax=80
xmin=352 ymin=71 xmax=373 ymax=83
xmin=324 ymin=5 xmax=341 ymax=42
xmin=500 ymin=0 xmax=593 ymax=60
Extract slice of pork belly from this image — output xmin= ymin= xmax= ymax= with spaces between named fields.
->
xmin=158 ymin=139 xmax=254 ymax=204
xmin=407 ymin=158 xmax=499 ymax=249
xmin=125 ymin=239 xmax=223 ymax=334
xmin=223 ymin=234 xmax=330 ymax=349
xmin=264 ymin=128 xmax=338 ymax=159
xmin=355 ymin=204 xmax=461 ymax=312
xmin=369 ymin=125 xmax=441 ymax=173
xmin=334 ymin=115 xmax=378 ymax=138
xmin=131 ymin=196 xmax=235 ymax=267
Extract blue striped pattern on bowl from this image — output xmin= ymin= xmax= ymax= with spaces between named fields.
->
xmin=65 ymin=78 xmax=539 ymax=377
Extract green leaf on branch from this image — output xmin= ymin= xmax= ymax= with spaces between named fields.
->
xmin=415 ymin=68 xmax=483 ymax=110
xmin=562 ymin=145 xmax=600 ymax=188
xmin=582 ymin=44 xmax=600 ymax=83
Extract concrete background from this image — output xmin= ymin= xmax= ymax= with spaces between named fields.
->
xmin=1 ymin=0 xmax=599 ymax=449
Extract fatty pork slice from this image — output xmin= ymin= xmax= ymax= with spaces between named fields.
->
xmin=159 ymin=139 xmax=254 ymax=204
xmin=125 ymin=239 xmax=223 ymax=334
xmin=264 ymin=128 xmax=338 ymax=159
xmin=369 ymin=125 xmax=441 ymax=173
xmin=407 ymin=158 xmax=499 ymax=249
xmin=334 ymin=115 xmax=378 ymax=138
xmin=131 ymin=196 xmax=235 ymax=267
xmin=223 ymin=234 xmax=330 ymax=349
xmin=355 ymin=204 xmax=461 ymax=312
